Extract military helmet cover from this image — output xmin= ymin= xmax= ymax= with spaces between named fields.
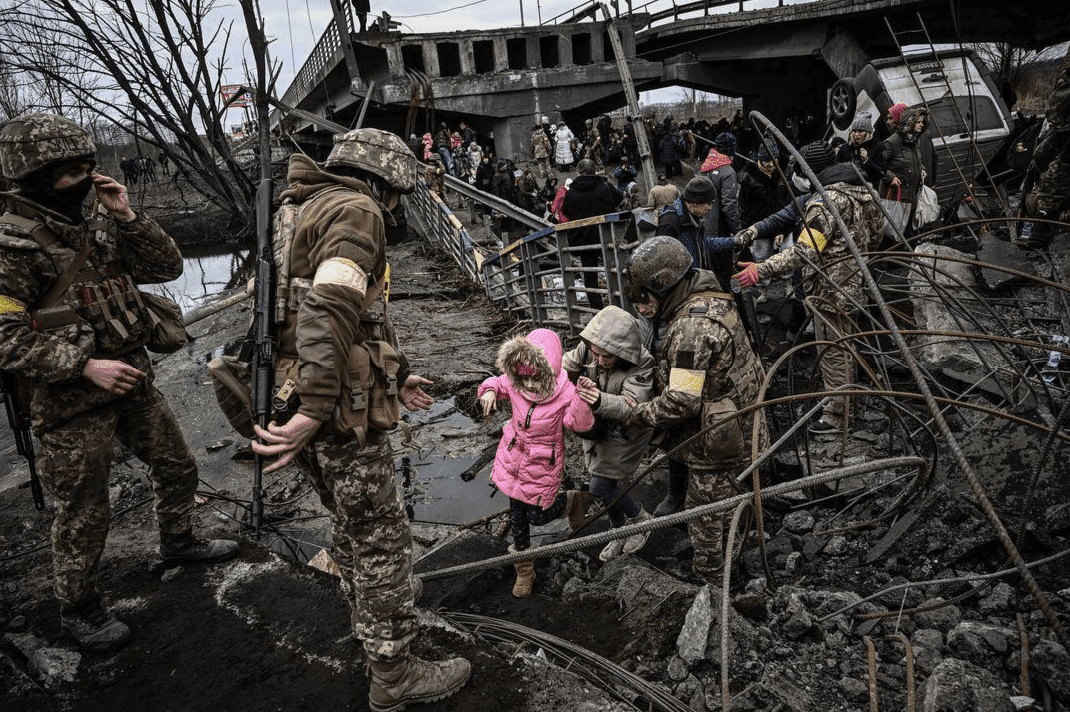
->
xmin=325 ymin=128 xmax=418 ymax=194
xmin=628 ymin=235 xmax=693 ymax=296
xmin=0 ymin=112 xmax=97 ymax=182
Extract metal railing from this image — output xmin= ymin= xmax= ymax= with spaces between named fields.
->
xmin=404 ymin=180 xmax=648 ymax=335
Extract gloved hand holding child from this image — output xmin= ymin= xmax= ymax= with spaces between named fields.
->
xmin=732 ymin=262 xmax=760 ymax=289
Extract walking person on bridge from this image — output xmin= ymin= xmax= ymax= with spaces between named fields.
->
xmin=563 ymin=159 xmax=622 ymax=310
xmin=554 ymin=120 xmax=576 ymax=172
xmin=251 ymin=129 xmax=471 ymax=711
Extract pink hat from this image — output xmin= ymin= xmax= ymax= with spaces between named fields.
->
xmin=887 ymin=103 xmax=908 ymax=124
xmin=515 ymin=363 xmax=538 ymax=376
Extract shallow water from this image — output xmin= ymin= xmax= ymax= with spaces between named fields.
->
xmin=160 ymin=243 xmax=251 ymax=312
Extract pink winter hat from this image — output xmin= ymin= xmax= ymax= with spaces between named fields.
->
xmin=887 ymin=103 xmax=908 ymax=124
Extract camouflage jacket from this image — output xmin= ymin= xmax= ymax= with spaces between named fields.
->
xmin=275 ymin=153 xmax=409 ymax=425
xmin=755 ymin=182 xmax=884 ymax=313
xmin=633 ymin=270 xmax=766 ymax=467
xmin=0 ymin=194 xmax=182 ymax=428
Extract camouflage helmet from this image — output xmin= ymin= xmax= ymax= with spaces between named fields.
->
xmin=628 ymin=236 xmax=693 ymax=297
xmin=325 ymin=128 xmax=418 ymax=194
xmin=0 ymin=112 xmax=97 ymax=182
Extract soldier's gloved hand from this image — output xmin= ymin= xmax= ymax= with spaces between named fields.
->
xmin=734 ymin=226 xmax=758 ymax=247
xmin=732 ymin=262 xmax=760 ymax=289
xmin=479 ymin=390 xmax=498 ymax=416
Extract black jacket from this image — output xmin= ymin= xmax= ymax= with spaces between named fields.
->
xmin=562 ymin=174 xmax=621 ymax=219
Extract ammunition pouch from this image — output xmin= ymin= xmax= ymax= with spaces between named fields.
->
xmin=208 ymin=354 xmax=254 ymax=438
xmin=700 ymin=396 xmax=746 ymax=461
xmin=138 ymin=291 xmax=188 ymax=353
xmin=334 ymin=339 xmax=401 ymax=448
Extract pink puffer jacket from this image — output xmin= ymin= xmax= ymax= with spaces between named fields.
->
xmin=478 ymin=328 xmax=594 ymax=508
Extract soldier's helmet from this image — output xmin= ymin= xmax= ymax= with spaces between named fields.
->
xmin=325 ymin=128 xmax=418 ymax=194
xmin=0 ymin=113 xmax=97 ymax=182
xmin=627 ymin=236 xmax=693 ymax=297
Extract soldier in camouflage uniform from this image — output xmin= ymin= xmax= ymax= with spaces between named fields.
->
xmin=733 ymin=157 xmax=885 ymax=435
xmin=625 ymin=236 xmax=768 ymax=581
xmin=0 ymin=113 xmax=238 ymax=653
xmin=1024 ymin=40 xmax=1070 ymax=248
xmin=250 ymin=129 xmax=470 ymax=712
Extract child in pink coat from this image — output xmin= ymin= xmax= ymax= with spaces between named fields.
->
xmin=478 ymin=328 xmax=595 ymax=597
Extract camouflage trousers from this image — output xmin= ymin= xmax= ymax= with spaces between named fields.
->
xmin=686 ymin=463 xmax=742 ymax=578
xmin=37 ymin=383 xmax=198 ymax=606
xmin=811 ymin=306 xmax=856 ymax=429
xmin=296 ymin=428 xmax=417 ymax=662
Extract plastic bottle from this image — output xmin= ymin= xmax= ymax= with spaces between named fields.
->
xmin=1042 ymin=335 xmax=1068 ymax=384
xmin=730 ymin=277 xmax=742 ymax=294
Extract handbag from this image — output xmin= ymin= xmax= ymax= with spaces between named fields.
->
xmin=139 ymin=290 xmax=188 ymax=353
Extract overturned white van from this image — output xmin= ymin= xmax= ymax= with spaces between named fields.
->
xmin=828 ymin=48 xmax=1013 ymax=204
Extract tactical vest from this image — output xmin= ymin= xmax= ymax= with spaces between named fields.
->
xmin=0 ymin=210 xmax=155 ymax=356
xmin=676 ymin=290 xmax=768 ymax=463
xmin=269 ymin=188 xmax=399 ymax=442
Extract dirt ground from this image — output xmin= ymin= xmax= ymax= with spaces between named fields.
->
xmin=2 ymin=171 xmax=1070 ymax=712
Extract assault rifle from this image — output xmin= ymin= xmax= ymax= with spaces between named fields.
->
xmin=1 ymin=371 xmax=45 ymax=510
xmin=249 ymin=177 xmax=274 ymax=536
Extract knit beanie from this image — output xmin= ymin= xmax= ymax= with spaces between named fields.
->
xmin=887 ymin=103 xmax=908 ymax=125
xmin=799 ymin=140 xmax=835 ymax=174
xmin=850 ymin=113 xmax=874 ymax=133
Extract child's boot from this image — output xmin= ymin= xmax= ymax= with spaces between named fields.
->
xmin=565 ymin=490 xmax=593 ymax=530
xmin=508 ymin=544 xmax=536 ymax=598
xmin=622 ymin=506 xmax=652 ymax=554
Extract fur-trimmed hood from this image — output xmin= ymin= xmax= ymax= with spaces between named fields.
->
xmin=496 ymin=328 xmax=562 ymax=401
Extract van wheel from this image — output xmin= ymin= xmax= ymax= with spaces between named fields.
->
xmin=829 ymin=79 xmax=856 ymax=131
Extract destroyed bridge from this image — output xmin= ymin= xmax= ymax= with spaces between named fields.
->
xmin=271 ymin=0 xmax=1069 ymax=157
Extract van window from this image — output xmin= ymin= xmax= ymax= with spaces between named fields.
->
xmin=924 ymin=95 xmax=1004 ymax=136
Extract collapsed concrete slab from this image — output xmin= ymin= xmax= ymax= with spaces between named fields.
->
xmin=908 ymin=243 xmax=1034 ymax=401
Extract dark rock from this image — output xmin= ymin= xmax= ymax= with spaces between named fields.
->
xmin=1030 ymin=640 xmax=1070 ymax=703
xmin=732 ymin=593 xmax=768 ymax=620
xmin=921 ymin=658 xmax=1015 ymax=712
xmin=916 ymin=598 xmax=963 ymax=632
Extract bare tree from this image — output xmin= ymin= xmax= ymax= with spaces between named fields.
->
xmin=0 ymin=0 xmax=280 ymax=233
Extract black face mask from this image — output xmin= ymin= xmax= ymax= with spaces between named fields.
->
xmin=50 ymin=179 xmax=94 ymax=222
xmin=18 ymin=167 xmax=93 ymax=223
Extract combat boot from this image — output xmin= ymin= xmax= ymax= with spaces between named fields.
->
xmin=653 ymin=465 xmax=688 ymax=517
xmin=160 ymin=529 xmax=239 ymax=565
xmin=367 ymin=653 xmax=471 ymax=712
xmin=508 ymin=544 xmax=536 ymax=598
xmin=60 ymin=595 xmax=132 ymax=653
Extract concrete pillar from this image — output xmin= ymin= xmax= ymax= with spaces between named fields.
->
xmin=493 ymin=37 xmax=508 ymax=72
xmin=459 ymin=40 xmax=476 ymax=75
xmin=592 ymin=30 xmax=605 ymax=63
xmin=423 ymin=40 xmax=440 ymax=78
xmin=559 ymin=33 xmax=574 ymax=67
xmin=386 ymin=44 xmax=405 ymax=79
xmin=492 ymin=116 xmax=534 ymax=162
xmin=528 ymin=36 xmax=539 ymax=69
xmin=821 ymin=31 xmax=869 ymax=80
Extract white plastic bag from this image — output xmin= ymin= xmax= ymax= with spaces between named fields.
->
xmin=913 ymin=185 xmax=939 ymax=228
